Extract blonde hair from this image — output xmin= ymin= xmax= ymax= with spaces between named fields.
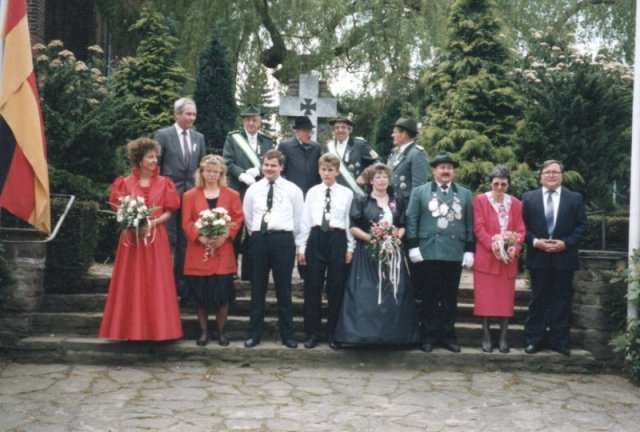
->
xmin=194 ymin=154 xmax=228 ymax=188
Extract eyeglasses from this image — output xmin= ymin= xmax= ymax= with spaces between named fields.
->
xmin=542 ymin=171 xmax=562 ymax=176
xmin=491 ymin=182 xmax=509 ymax=187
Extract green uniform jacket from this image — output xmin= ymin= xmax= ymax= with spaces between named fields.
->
xmin=406 ymin=181 xmax=475 ymax=262
xmin=387 ymin=142 xmax=429 ymax=205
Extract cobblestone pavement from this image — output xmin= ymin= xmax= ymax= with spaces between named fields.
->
xmin=1 ymin=358 xmax=639 ymax=432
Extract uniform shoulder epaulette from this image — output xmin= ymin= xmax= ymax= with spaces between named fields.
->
xmin=355 ymin=136 xmax=367 ymax=141
xmin=258 ymin=130 xmax=275 ymax=141
xmin=227 ymin=129 xmax=241 ymax=136
xmin=415 ymin=144 xmax=425 ymax=151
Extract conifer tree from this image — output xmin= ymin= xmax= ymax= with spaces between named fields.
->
xmin=238 ymin=63 xmax=275 ymax=134
xmin=419 ymin=0 xmax=528 ymax=193
xmin=109 ymin=3 xmax=186 ymax=134
xmin=193 ymin=30 xmax=238 ymax=153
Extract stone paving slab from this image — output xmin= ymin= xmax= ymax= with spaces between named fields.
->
xmin=0 ymin=357 xmax=638 ymax=432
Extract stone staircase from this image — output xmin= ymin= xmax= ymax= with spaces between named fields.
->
xmin=7 ymin=264 xmax=602 ymax=373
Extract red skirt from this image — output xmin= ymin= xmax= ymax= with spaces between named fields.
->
xmin=473 ymin=270 xmax=516 ymax=317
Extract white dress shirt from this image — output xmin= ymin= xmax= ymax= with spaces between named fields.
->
xmin=243 ymin=176 xmax=304 ymax=235
xmin=335 ymin=140 xmax=348 ymax=159
xmin=296 ymin=182 xmax=356 ymax=254
xmin=246 ymin=130 xmax=258 ymax=152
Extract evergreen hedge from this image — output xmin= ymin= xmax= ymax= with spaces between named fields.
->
xmin=582 ymin=215 xmax=628 ymax=252
xmin=44 ymin=198 xmax=98 ymax=293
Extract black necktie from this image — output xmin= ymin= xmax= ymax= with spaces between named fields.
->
xmin=182 ymin=130 xmax=191 ymax=165
xmin=546 ymin=190 xmax=555 ymax=236
xmin=442 ymin=183 xmax=448 ymax=196
xmin=260 ymin=181 xmax=274 ymax=234
xmin=321 ymin=188 xmax=331 ymax=232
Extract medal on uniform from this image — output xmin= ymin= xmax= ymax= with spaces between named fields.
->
xmin=437 ymin=217 xmax=449 ymax=229
xmin=428 ymin=199 xmax=438 ymax=212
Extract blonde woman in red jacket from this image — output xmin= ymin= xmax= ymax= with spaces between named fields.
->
xmin=473 ymin=166 xmax=525 ymax=353
xmin=182 ymin=155 xmax=243 ymax=346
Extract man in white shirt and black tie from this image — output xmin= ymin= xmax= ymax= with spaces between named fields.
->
xmin=297 ymin=153 xmax=355 ymax=349
xmin=242 ymin=149 xmax=304 ymax=349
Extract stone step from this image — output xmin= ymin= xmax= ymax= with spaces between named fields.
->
xmin=9 ymin=335 xmax=601 ymax=374
xmin=38 ymin=294 xmax=530 ymax=322
xmin=30 ymin=311 xmax=573 ymax=349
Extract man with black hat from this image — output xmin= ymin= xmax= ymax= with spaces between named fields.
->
xmin=324 ymin=115 xmax=381 ymax=195
xmin=387 ymin=116 xmax=429 ymax=206
xmin=406 ymin=151 xmax=475 ymax=353
xmin=279 ymin=116 xmax=322 ymax=196
xmin=223 ymin=104 xmax=275 ymax=280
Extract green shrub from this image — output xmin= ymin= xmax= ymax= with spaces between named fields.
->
xmin=582 ymin=215 xmax=628 ymax=252
xmin=45 ymin=198 xmax=98 ymax=293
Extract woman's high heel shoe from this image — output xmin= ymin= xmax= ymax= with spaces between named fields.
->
xmin=196 ymin=334 xmax=208 ymax=347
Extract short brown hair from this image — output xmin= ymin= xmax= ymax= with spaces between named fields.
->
xmin=318 ymin=152 xmax=340 ymax=170
xmin=263 ymin=149 xmax=285 ymax=166
xmin=363 ymin=162 xmax=392 ymax=183
xmin=195 ymin=154 xmax=227 ymax=188
xmin=540 ymin=160 xmax=564 ymax=175
xmin=127 ymin=137 xmax=161 ymax=166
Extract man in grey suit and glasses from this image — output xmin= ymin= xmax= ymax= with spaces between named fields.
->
xmin=154 ymin=97 xmax=207 ymax=292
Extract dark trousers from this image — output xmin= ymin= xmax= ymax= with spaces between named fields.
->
xmin=414 ymin=260 xmax=462 ymax=345
xmin=525 ymin=266 xmax=574 ymax=350
xmin=247 ymin=231 xmax=296 ymax=341
xmin=166 ymin=209 xmax=186 ymax=293
xmin=303 ymin=227 xmax=348 ymax=340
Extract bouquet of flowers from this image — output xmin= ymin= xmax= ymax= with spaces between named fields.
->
xmin=366 ymin=220 xmax=403 ymax=304
xmin=116 ymin=194 xmax=153 ymax=233
xmin=491 ymin=231 xmax=522 ymax=263
xmin=195 ymin=208 xmax=232 ymax=259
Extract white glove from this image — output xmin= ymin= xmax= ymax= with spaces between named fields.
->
xmin=462 ymin=252 xmax=474 ymax=269
xmin=245 ymin=167 xmax=260 ymax=178
xmin=239 ymin=173 xmax=256 ymax=185
xmin=408 ymin=248 xmax=424 ymax=263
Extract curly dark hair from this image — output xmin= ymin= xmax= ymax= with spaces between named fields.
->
xmin=127 ymin=137 xmax=161 ymax=166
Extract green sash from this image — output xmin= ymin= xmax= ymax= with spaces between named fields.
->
xmin=327 ymin=140 xmax=364 ymax=195
xmin=229 ymin=132 xmax=261 ymax=169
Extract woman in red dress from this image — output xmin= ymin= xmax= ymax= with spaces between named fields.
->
xmin=182 ymin=155 xmax=243 ymax=346
xmin=99 ymin=138 xmax=183 ymax=341
xmin=473 ymin=166 xmax=525 ymax=353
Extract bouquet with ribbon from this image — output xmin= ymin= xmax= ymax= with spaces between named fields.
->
xmin=195 ymin=208 xmax=232 ymax=260
xmin=491 ymin=231 xmax=522 ymax=263
xmin=366 ymin=220 xmax=403 ymax=304
xmin=115 ymin=195 xmax=155 ymax=244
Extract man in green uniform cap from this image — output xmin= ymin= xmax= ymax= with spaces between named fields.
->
xmin=223 ymin=104 xmax=275 ymax=280
xmin=323 ymin=115 xmax=381 ymax=195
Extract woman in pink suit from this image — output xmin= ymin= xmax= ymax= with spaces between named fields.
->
xmin=99 ymin=138 xmax=183 ymax=341
xmin=473 ymin=166 xmax=525 ymax=353
xmin=182 ymin=155 xmax=243 ymax=346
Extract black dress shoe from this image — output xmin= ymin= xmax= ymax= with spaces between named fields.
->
xmin=244 ymin=338 xmax=259 ymax=348
xmin=524 ymin=344 xmax=538 ymax=354
xmin=196 ymin=334 xmax=208 ymax=347
xmin=282 ymin=338 xmax=298 ymax=349
xmin=419 ymin=342 xmax=434 ymax=353
xmin=499 ymin=343 xmax=510 ymax=354
xmin=304 ymin=337 xmax=319 ymax=349
xmin=218 ymin=335 xmax=230 ymax=347
xmin=553 ymin=347 xmax=571 ymax=356
xmin=328 ymin=340 xmax=341 ymax=350
xmin=442 ymin=342 xmax=461 ymax=353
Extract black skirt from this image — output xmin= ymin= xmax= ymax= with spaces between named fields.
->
xmin=335 ymin=241 xmax=420 ymax=344
xmin=182 ymin=274 xmax=235 ymax=312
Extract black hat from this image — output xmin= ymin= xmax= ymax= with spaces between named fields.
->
xmin=239 ymin=104 xmax=263 ymax=117
xmin=292 ymin=116 xmax=315 ymax=129
xmin=394 ymin=116 xmax=418 ymax=134
xmin=430 ymin=151 xmax=459 ymax=168
xmin=329 ymin=115 xmax=353 ymax=126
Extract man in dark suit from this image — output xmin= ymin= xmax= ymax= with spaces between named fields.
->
xmin=223 ymin=104 xmax=275 ymax=280
xmin=323 ymin=115 xmax=380 ymax=196
xmin=387 ymin=116 xmax=429 ymax=206
xmin=154 ymin=97 xmax=207 ymax=290
xmin=278 ymin=116 xmax=321 ymax=196
xmin=522 ymin=160 xmax=588 ymax=356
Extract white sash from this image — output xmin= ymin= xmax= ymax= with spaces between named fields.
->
xmin=230 ymin=132 xmax=261 ymax=169
xmin=327 ymin=140 xmax=364 ymax=195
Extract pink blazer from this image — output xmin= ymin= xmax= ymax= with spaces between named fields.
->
xmin=473 ymin=193 xmax=525 ymax=277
